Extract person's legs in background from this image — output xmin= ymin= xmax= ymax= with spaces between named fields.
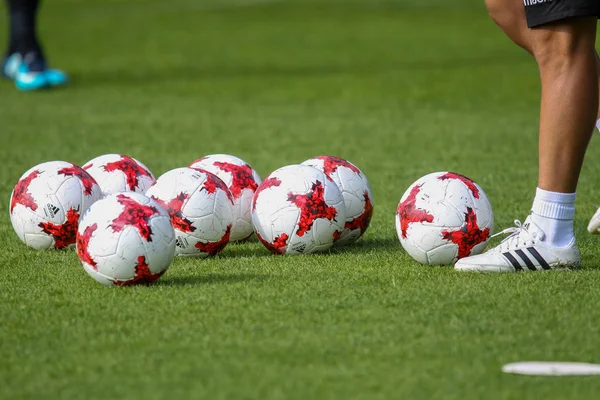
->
xmin=2 ymin=0 xmax=68 ymax=91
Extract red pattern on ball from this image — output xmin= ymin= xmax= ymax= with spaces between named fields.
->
xmin=58 ymin=165 xmax=97 ymax=196
xmin=195 ymin=224 xmax=232 ymax=256
xmin=77 ymin=223 xmax=98 ymax=269
xmin=256 ymin=230 xmax=289 ymax=254
xmin=114 ymin=255 xmax=165 ymax=286
xmin=441 ymin=207 xmax=490 ymax=259
xmin=201 ymin=171 xmax=234 ymax=203
xmin=11 ymin=169 xmax=40 ymax=213
xmin=315 ymin=156 xmax=361 ymax=181
xmin=397 ymin=185 xmax=434 ymax=239
xmin=213 ymin=161 xmax=258 ymax=199
xmin=151 ymin=192 xmax=195 ymax=233
xmin=287 ymin=180 xmax=337 ymax=237
xmin=438 ymin=172 xmax=480 ymax=199
xmin=110 ymin=194 xmax=158 ymax=242
xmin=38 ymin=207 xmax=80 ymax=249
xmin=343 ymin=191 xmax=373 ymax=236
xmin=333 ymin=230 xmax=343 ymax=242
xmin=103 ymin=155 xmax=152 ymax=191
xmin=253 ymin=176 xmax=282 ymax=210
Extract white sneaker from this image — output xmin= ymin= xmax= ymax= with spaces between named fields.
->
xmin=587 ymin=206 xmax=600 ymax=233
xmin=454 ymin=216 xmax=580 ymax=273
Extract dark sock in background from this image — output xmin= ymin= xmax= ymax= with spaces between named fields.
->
xmin=6 ymin=0 xmax=43 ymax=57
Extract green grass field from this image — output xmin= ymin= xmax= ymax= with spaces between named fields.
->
xmin=2 ymin=0 xmax=600 ymax=398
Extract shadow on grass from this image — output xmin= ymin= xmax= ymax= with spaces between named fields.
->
xmin=331 ymin=236 xmax=400 ymax=255
xmin=160 ymin=272 xmax=272 ymax=286
xmin=215 ymin=236 xmax=401 ymax=258
xmin=229 ymin=235 xmax=260 ymax=245
xmin=220 ymin=242 xmax=270 ymax=258
xmin=215 ymin=235 xmax=401 ymax=258
xmin=156 ymin=236 xmax=401 ymax=267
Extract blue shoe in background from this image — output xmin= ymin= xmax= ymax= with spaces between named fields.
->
xmin=14 ymin=52 xmax=49 ymax=91
xmin=44 ymin=68 xmax=69 ymax=87
xmin=2 ymin=53 xmax=22 ymax=80
xmin=2 ymin=51 xmax=68 ymax=91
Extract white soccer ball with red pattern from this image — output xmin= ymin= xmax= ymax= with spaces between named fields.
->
xmin=82 ymin=154 xmax=155 ymax=196
xmin=189 ymin=154 xmax=261 ymax=242
xmin=9 ymin=161 xmax=102 ymax=250
xmin=395 ymin=171 xmax=494 ymax=265
xmin=76 ymin=192 xmax=175 ymax=286
xmin=251 ymin=164 xmax=346 ymax=255
xmin=146 ymin=168 xmax=235 ymax=257
xmin=301 ymin=156 xmax=373 ymax=246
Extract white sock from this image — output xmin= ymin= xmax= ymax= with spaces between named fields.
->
xmin=596 ymin=118 xmax=600 ymax=132
xmin=530 ymin=188 xmax=576 ymax=247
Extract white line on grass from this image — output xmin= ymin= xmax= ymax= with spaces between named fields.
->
xmin=503 ymin=362 xmax=600 ymax=376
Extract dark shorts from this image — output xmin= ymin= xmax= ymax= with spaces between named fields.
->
xmin=524 ymin=0 xmax=600 ymax=28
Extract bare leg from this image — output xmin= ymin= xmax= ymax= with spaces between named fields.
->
xmin=485 ymin=0 xmax=600 ymax=126
xmin=454 ymin=3 xmax=598 ymax=271
xmin=531 ymin=19 xmax=598 ymax=193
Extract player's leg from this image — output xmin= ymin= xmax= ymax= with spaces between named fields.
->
xmin=455 ymin=3 xmax=599 ymax=272
xmin=2 ymin=0 xmax=46 ymax=85
xmin=485 ymin=0 xmax=600 ymax=236
xmin=534 ymin=18 xmax=598 ymax=194
xmin=486 ymin=0 xmax=600 ymax=130
xmin=4 ymin=0 xmax=43 ymax=57
xmin=491 ymin=0 xmax=598 ymax=195
xmin=485 ymin=0 xmax=532 ymax=54
xmin=2 ymin=0 xmax=68 ymax=90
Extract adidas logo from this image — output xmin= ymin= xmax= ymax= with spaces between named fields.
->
xmin=175 ymin=237 xmax=187 ymax=249
xmin=45 ymin=204 xmax=61 ymax=218
xmin=291 ymin=243 xmax=306 ymax=253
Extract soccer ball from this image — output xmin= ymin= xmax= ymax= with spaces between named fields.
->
xmin=395 ymin=171 xmax=494 ymax=265
xmin=252 ymin=164 xmax=346 ymax=255
xmin=145 ymin=167 xmax=235 ymax=257
xmin=9 ymin=161 xmax=102 ymax=250
xmin=76 ymin=192 xmax=175 ymax=286
xmin=301 ymin=156 xmax=373 ymax=246
xmin=189 ymin=154 xmax=261 ymax=242
xmin=82 ymin=154 xmax=155 ymax=196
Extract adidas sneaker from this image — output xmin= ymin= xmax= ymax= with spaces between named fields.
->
xmin=454 ymin=216 xmax=580 ymax=273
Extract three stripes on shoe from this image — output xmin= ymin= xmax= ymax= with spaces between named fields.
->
xmin=503 ymin=248 xmax=551 ymax=271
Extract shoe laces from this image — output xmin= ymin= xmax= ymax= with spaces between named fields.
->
xmin=490 ymin=220 xmax=541 ymax=253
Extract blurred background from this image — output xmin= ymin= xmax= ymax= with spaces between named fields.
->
xmin=0 ymin=0 xmax=553 ymax=215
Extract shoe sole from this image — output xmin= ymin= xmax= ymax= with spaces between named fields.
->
xmin=454 ymin=263 xmax=579 ymax=273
